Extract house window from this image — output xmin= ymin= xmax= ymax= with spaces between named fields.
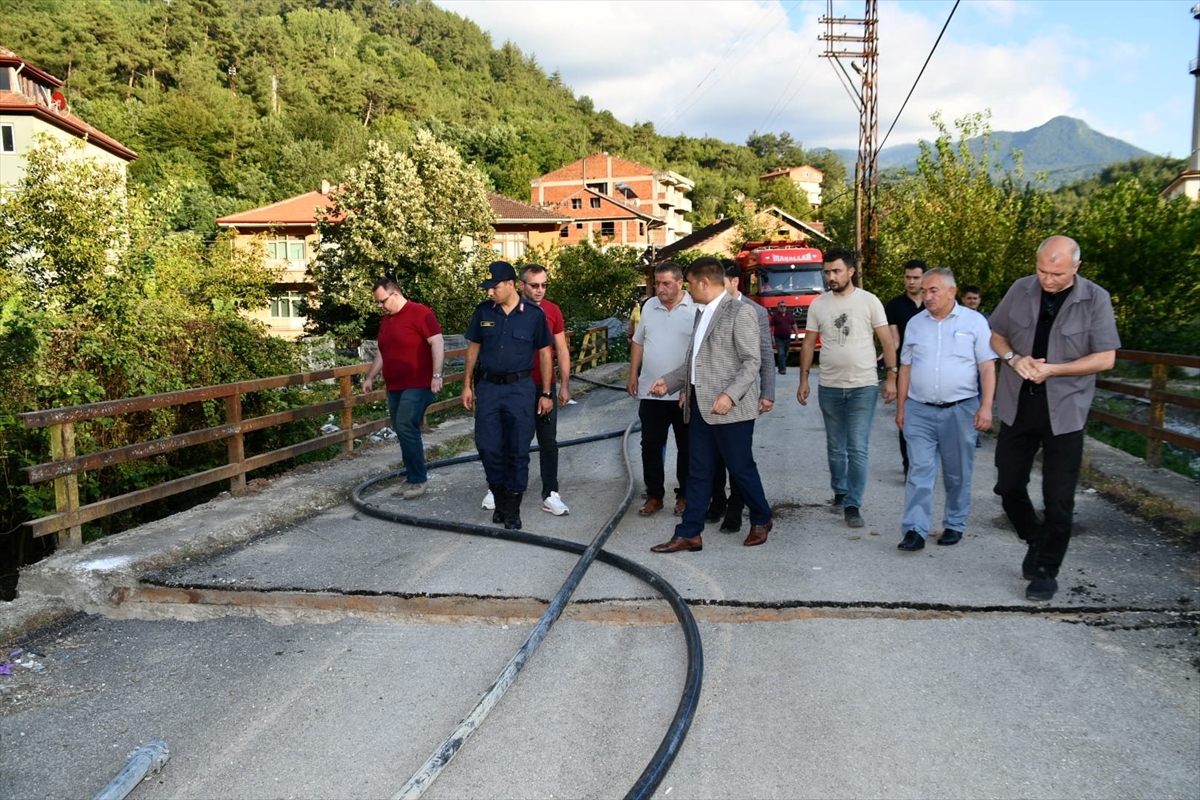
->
xmin=269 ymin=291 xmax=305 ymax=318
xmin=0 ymin=124 xmax=14 ymax=154
xmin=559 ymin=226 xmax=569 ymax=238
xmin=586 ymin=182 xmax=608 ymax=195
xmin=575 ymin=223 xmax=583 ymax=229
xmin=571 ymin=198 xmax=582 ymax=209
xmin=639 ymin=223 xmax=645 ymax=236
xmin=0 ymin=69 xmax=10 ymax=92
xmin=590 ymin=197 xmax=601 ymax=208
xmin=265 ymin=237 xmax=305 ymax=261
xmin=600 ymin=221 xmax=615 ymax=237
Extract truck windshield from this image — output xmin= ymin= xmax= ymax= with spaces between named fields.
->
xmin=757 ymin=268 xmax=824 ymax=296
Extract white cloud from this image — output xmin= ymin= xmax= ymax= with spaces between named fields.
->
xmin=435 ymin=0 xmax=1163 ymax=154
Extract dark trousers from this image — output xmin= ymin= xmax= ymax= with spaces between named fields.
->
xmin=709 ymin=450 xmax=748 ymax=521
xmin=639 ymin=398 xmax=689 ymax=501
xmin=994 ymin=390 xmax=1084 ymax=577
xmin=532 ymin=382 xmax=558 ymax=499
xmin=676 ymin=394 xmax=770 ymax=539
xmin=774 ymin=336 xmax=790 ymax=373
xmin=476 ymin=381 xmax=536 ymax=494
xmin=899 ymin=429 xmax=909 ymax=474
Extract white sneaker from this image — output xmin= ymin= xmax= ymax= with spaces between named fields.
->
xmin=541 ymin=491 xmax=569 ymax=516
xmin=482 ymin=490 xmax=495 ymax=510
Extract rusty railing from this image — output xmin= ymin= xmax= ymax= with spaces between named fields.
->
xmin=1089 ymin=350 xmax=1200 ymax=468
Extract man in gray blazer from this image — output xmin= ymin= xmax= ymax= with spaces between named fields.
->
xmin=648 ymin=257 xmax=774 ymax=552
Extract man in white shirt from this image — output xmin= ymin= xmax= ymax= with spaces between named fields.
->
xmin=627 ymin=262 xmax=695 ymax=516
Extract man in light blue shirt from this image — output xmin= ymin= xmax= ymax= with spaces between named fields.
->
xmin=895 ymin=268 xmax=997 ymax=551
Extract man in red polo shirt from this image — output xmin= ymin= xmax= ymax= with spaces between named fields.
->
xmin=481 ymin=263 xmax=573 ymax=516
xmin=363 ymin=277 xmax=444 ymax=499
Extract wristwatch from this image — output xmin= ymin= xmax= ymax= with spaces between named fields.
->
xmin=887 ymin=367 xmax=899 ymax=374
xmin=432 ymin=372 xmax=442 ymax=378
xmin=540 ymin=391 xmax=553 ymax=399
xmin=1003 ymin=351 xmax=1016 ymax=366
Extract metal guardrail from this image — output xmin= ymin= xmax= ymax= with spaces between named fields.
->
xmin=1089 ymin=349 xmax=1200 ymax=468
xmin=17 ymin=328 xmax=611 ymax=547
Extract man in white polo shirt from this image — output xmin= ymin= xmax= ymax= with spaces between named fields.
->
xmin=627 ymin=261 xmax=696 ymax=517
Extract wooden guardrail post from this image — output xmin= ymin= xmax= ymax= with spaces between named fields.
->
xmin=226 ymin=392 xmax=246 ymax=493
xmin=339 ymin=375 xmax=355 ymax=455
xmin=48 ymin=422 xmax=83 ymax=550
xmin=1146 ymin=362 xmax=1167 ymax=467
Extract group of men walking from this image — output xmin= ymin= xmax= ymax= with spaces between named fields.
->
xmin=367 ymin=233 xmax=1119 ymax=603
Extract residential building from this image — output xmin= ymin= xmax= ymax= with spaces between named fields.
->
xmin=486 ymin=192 xmax=572 ymax=261
xmin=531 ymin=152 xmax=695 ymax=247
xmin=759 ymin=165 xmax=824 ymax=208
xmin=216 ymin=187 xmax=572 ymax=339
xmin=0 ymin=46 xmax=136 ymax=187
xmin=652 ymin=206 xmax=830 ymax=263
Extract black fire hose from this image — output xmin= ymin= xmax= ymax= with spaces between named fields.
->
xmin=351 ymin=423 xmax=703 ymax=800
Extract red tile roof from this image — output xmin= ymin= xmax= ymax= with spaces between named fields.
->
xmin=215 ymin=190 xmax=336 ymax=227
xmin=0 ymin=47 xmax=137 ymax=161
xmin=487 ymin=192 xmax=570 ymax=223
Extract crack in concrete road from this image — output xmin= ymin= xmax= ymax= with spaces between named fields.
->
xmin=115 ymin=583 xmax=1200 ymax=628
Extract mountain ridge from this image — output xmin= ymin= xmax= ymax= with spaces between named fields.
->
xmin=827 ymin=116 xmax=1153 ymax=187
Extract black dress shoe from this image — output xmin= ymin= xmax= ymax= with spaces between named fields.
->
xmin=897 ymin=530 xmax=925 ymax=551
xmin=719 ymin=515 xmax=741 ymax=534
xmin=937 ymin=529 xmax=962 ymax=546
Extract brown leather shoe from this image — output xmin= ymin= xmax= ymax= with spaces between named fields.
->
xmin=638 ymin=498 xmax=664 ymax=516
xmin=650 ymin=535 xmax=703 ymax=553
xmin=744 ymin=519 xmax=773 ymax=547
xmin=674 ymin=497 xmax=686 ymax=515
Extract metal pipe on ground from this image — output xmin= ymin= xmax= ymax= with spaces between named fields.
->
xmin=92 ymin=739 xmax=170 ymax=800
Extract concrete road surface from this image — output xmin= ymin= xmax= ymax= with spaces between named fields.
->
xmin=3 ymin=368 xmax=1197 ymax=799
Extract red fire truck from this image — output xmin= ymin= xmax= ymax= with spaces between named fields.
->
xmin=736 ymin=240 xmax=826 ymax=353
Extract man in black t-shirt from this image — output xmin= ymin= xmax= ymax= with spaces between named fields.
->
xmin=884 ymin=259 xmax=927 ymax=475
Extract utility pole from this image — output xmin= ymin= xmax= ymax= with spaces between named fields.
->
xmin=820 ymin=0 xmax=879 ymax=285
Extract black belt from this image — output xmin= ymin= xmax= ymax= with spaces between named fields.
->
xmin=480 ymin=369 xmax=531 ymax=385
xmin=919 ymin=397 xmax=972 ymax=408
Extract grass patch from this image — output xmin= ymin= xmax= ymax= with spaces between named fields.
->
xmin=1081 ymin=464 xmax=1200 ymax=549
xmin=424 ymin=433 xmax=477 ymax=463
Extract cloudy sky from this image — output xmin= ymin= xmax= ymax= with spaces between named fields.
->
xmin=437 ymin=0 xmax=1198 ymax=158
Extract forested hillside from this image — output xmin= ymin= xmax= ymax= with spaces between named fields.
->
xmin=1 ymin=0 xmax=848 ymax=234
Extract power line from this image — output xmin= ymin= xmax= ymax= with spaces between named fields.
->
xmin=878 ymin=0 xmax=960 ymax=151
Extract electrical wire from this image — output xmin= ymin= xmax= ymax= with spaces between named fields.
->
xmin=352 ymin=419 xmax=703 ymax=800
xmin=878 ymin=0 xmax=960 ymax=152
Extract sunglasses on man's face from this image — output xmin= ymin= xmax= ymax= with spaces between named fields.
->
xmin=523 ymin=281 xmax=547 ymax=290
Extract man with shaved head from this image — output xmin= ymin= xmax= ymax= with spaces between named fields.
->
xmin=989 ymin=236 xmax=1120 ymax=602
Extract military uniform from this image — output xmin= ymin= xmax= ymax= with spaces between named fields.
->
xmin=465 ymin=266 xmax=553 ymax=529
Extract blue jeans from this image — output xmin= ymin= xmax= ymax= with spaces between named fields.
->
xmin=387 ymin=388 xmax=435 ymax=484
xmin=901 ymin=398 xmax=980 ymax=538
xmin=817 ymin=384 xmax=879 ymax=509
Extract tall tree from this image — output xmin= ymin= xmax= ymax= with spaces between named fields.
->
xmin=307 ymin=130 xmax=495 ymax=337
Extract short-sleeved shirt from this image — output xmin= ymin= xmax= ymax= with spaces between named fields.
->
xmin=901 ymin=304 xmax=996 ymax=404
xmin=885 ymin=293 xmax=924 ymax=351
xmin=806 ymin=286 xmax=889 ymax=388
xmin=989 ymin=275 xmax=1121 ymax=435
xmin=633 ymin=292 xmax=696 ymax=400
xmin=378 ymin=300 xmax=442 ymax=391
xmin=528 ymin=298 xmax=565 ymax=384
xmin=465 ymin=298 xmax=553 ymax=375
xmin=769 ymin=309 xmax=793 ymax=339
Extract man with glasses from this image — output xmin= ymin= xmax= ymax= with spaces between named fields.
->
xmin=363 ymin=277 xmax=445 ymax=499
xmin=481 ymin=264 xmax=573 ymax=516
xmin=989 ymin=235 xmax=1120 ymax=602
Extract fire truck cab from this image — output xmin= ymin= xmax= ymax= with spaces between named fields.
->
xmin=736 ymin=241 xmax=826 ymax=352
